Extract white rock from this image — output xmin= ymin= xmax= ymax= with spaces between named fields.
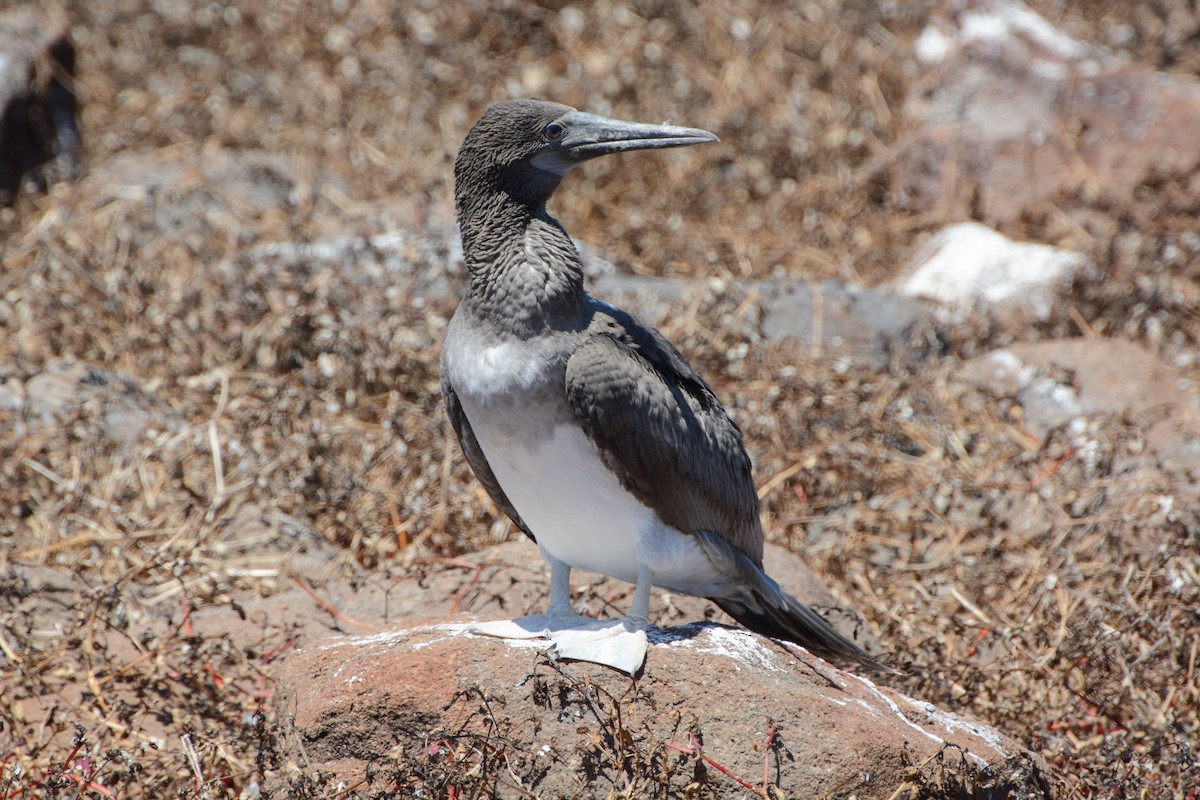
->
xmin=897 ymin=222 xmax=1088 ymax=321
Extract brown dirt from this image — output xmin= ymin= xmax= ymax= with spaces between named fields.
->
xmin=1 ymin=1 xmax=1198 ymax=798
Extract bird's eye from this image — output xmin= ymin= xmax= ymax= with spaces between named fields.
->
xmin=543 ymin=122 xmax=566 ymax=142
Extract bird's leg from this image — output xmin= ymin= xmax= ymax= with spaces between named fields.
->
xmin=459 ymin=552 xmax=587 ymax=639
xmin=545 ymin=554 xmax=574 ymax=617
xmin=455 ymin=553 xmax=649 ymax=674
xmin=624 ymin=563 xmax=652 ymax=626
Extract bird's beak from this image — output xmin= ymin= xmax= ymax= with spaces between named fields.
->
xmin=532 ymin=110 xmax=718 ymax=175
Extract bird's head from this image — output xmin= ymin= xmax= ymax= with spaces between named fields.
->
xmin=454 ymin=98 xmax=718 ymax=215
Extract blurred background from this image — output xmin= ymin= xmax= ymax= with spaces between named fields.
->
xmin=2 ymin=0 xmax=1199 ymax=797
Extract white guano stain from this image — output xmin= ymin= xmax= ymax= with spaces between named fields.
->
xmin=846 ymin=674 xmax=1000 ymax=767
xmin=900 ymin=693 xmax=1012 ymax=756
xmin=663 ymin=626 xmax=788 ymax=673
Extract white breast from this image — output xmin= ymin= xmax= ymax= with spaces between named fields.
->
xmin=475 ymin=418 xmax=651 ymax=582
xmin=455 ymin=340 xmax=547 ymax=399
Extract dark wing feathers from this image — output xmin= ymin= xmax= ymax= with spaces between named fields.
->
xmin=565 ymin=306 xmax=764 ymax=564
xmin=441 ymin=374 xmax=535 ymax=542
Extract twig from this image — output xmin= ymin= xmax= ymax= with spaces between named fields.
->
xmin=13 ymin=531 xmax=99 ymax=561
xmin=388 ymin=497 xmax=412 ymax=549
xmin=763 ymin=719 xmax=775 ymax=793
xmin=449 ymin=562 xmax=485 ymax=614
xmin=82 ymin=603 xmax=112 ymax=715
xmin=181 ymin=733 xmax=204 ymax=795
xmin=207 ymin=420 xmax=226 ymax=502
xmin=667 ymin=734 xmax=758 ymax=792
xmin=19 ymin=459 xmax=118 ymax=514
xmin=180 ymin=587 xmax=195 ymax=637
xmin=0 ymin=629 xmax=21 ymax=664
xmin=948 ymin=584 xmax=993 ymax=627
xmin=982 ymin=446 xmax=1080 ymax=491
xmin=291 ymin=576 xmax=381 ymax=631
xmin=756 ymin=459 xmax=806 ymax=501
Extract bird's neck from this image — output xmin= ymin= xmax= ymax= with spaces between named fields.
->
xmin=458 ymin=195 xmax=588 ymax=336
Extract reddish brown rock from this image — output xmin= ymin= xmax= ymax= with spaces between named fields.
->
xmin=960 ymin=339 xmax=1200 ymax=499
xmin=893 ymin=0 xmax=1200 ymax=222
xmin=271 ymin=616 xmax=1045 ymax=799
xmin=254 ymin=540 xmax=1043 ymax=795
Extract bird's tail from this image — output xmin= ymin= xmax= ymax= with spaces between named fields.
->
xmin=710 ymin=591 xmax=889 ymax=672
xmin=693 ymin=530 xmax=891 ymax=672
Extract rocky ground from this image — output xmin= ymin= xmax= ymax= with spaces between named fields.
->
xmin=2 ymin=0 xmax=1199 ymax=797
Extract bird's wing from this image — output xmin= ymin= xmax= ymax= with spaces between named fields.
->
xmin=441 ymin=373 xmax=536 ymax=541
xmin=565 ymin=305 xmax=763 ymax=564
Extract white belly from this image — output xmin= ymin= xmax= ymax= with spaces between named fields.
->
xmin=462 ymin=409 xmax=735 ymax=597
xmin=479 ymin=420 xmax=651 ymax=582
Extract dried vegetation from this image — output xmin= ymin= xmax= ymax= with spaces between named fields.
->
xmin=1 ymin=0 xmax=1198 ymax=797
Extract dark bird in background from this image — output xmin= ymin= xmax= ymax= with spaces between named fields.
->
xmin=441 ymin=98 xmax=886 ymax=674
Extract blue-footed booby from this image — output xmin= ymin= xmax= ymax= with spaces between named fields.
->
xmin=441 ymin=98 xmax=885 ymax=674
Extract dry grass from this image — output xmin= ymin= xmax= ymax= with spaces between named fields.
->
xmin=2 ymin=0 xmax=1199 ymax=797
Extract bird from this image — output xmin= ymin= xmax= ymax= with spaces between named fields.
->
xmin=441 ymin=98 xmax=885 ymax=675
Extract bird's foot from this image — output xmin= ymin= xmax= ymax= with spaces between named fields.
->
xmin=549 ymin=617 xmax=648 ymax=675
xmin=456 ymin=615 xmax=563 ymax=640
xmin=458 ymin=614 xmax=648 ymax=674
